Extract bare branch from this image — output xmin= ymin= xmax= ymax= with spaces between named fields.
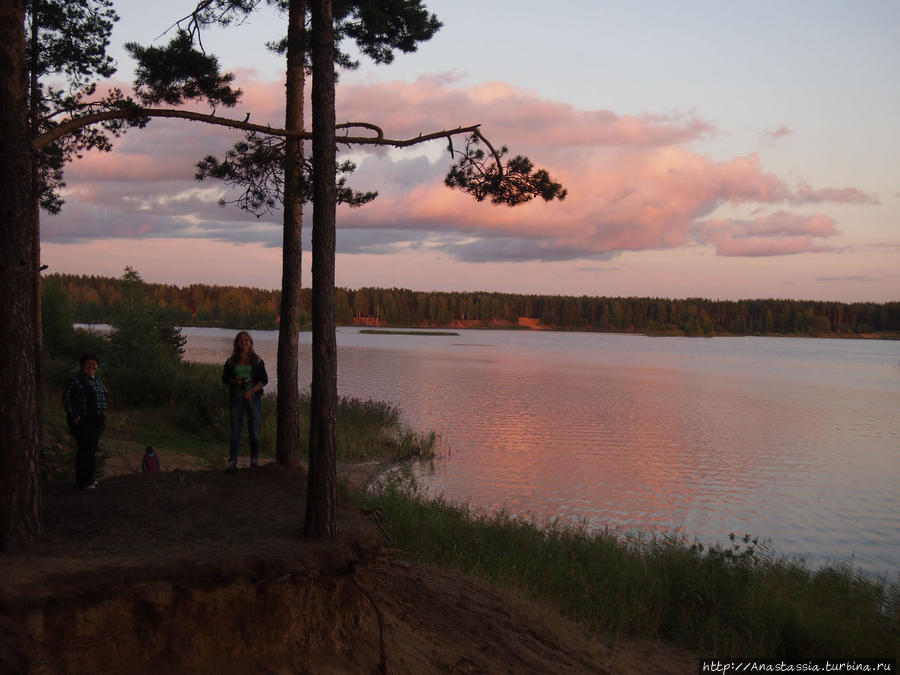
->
xmin=33 ymin=108 xmax=276 ymax=149
xmin=163 ymin=1 xmax=263 ymax=52
xmin=335 ymin=121 xmax=383 ymax=140
xmin=33 ymin=109 xmax=485 ymax=153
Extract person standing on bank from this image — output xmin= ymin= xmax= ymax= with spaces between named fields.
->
xmin=63 ymin=354 xmax=109 ymax=490
xmin=222 ymin=331 xmax=268 ymax=473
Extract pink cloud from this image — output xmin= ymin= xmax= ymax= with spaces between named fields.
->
xmin=704 ymin=236 xmax=831 ymax=257
xmin=68 ymin=148 xmax=197 ymax=182
xmin=763 ymin=125 xmax=793 ymax=143
xmin=694 ymin=211 xmax=837 ymax=256
xmin=337 ymin=143 xmax=855 ymax=259
xmin=336 ymin=76 xmax=715 ymax=151
xmin=47 ymin=74 xmax=873 ymax=263
xmin=791 ymin=180 xmax=875 ymax=204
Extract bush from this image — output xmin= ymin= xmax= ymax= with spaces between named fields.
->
xmin=105 ymin=268 xmax=186 ymax=408
xmin=169 ymin=363 xmax=229 ymax=433
xmin=41 ymin=276 xmax=76 ymax=357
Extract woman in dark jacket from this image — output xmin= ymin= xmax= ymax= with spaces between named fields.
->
xmin=222 ymin=331 xmax=268 ymax=472
xmin=63 ymin=353 xmax=108 ymax=489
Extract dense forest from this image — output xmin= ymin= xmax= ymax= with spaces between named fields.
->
xmin=45 ymin=273 xmax=899 ymax=337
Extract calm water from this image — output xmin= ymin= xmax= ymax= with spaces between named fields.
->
xmin=182 ymin=326 xmax=900 ymax=574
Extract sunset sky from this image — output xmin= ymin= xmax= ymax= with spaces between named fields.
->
xmin=41 ymin=0 xmax=899 ymax=302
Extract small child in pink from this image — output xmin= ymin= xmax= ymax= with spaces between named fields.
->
xmin=142 ymin=445 xmax=161 ymax=473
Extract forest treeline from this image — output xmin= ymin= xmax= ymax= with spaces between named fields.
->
xmin=45 ymin=273 xmax=900 ymax=337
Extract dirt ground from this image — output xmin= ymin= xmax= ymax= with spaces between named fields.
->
xmin=1 ymin=453 xmax=696 ymax=674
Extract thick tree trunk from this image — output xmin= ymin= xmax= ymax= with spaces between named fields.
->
xmin=275 ymin=0 xmax=306 ymax=467
xmin=304 ymin=0 xmax=337 ymax=539
xmin=28 ymin=0 xmax=42 ymax=475
xmin=0 ymin=0 xmax=42 ymax=550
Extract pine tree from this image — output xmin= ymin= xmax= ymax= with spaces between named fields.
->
xmin=26 ymin=0 xmax=121 ymax=213
xmin=1 ymin=0 xmax=41 ymax=550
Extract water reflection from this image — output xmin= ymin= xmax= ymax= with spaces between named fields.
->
xmin=180 ymin=327 xmax=900 ymax=573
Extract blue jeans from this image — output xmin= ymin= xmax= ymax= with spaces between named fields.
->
xmin=229 ymin=395 xmax=261 ymax=463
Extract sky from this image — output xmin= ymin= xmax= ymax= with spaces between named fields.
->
xmin=40 ymin=0 xmax=900 ymax=302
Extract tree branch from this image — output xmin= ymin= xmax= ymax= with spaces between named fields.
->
xmin=470 ymin=128 xmax=503 ymax=174
xmin=33 ymin=106 xmax=564 ymax=206
xmin=33 ymin=107 xmax=483 ymax=152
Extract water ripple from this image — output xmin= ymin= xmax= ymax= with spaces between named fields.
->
xmin=181 ymin=327 xmax=900 ymax=574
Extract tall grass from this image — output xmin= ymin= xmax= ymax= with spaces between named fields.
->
xmin=330 ymin=395 xmax=439 ymax=461
xmin=357 ymin=473 xmax=900 ymax=658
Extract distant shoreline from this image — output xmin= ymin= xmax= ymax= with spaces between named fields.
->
xmin=74 ymin=322 xmax=900 ymax=341
xmin=52 ymin=273 xmax=898 ymax=338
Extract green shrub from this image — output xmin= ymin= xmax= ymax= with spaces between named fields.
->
xmin=105 ymin=268 xmax=186 ymax=408
xmin=41 ymin=276 xmax=77 ymax=357
xmin=169 ymin=362 xmax=229 ymax=433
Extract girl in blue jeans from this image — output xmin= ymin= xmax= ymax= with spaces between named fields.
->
xmin=222 ymin=331 xmax=268 ymax=472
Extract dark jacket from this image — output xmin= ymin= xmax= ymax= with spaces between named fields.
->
xmin=63 ymin=372 xmax=108 ymax=421
xmin=222 ymin=355 xmax=268 ymax=399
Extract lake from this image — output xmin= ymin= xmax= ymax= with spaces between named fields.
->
xmin=181 ymin=326 xmax=900 ymax=574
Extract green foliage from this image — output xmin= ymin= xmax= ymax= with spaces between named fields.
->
xmin=47 ymin=276 xmax=900 ymax=337
xmin=444 ymin=134 xmax=567 ymax=206
xmin=69 ymin=328 xmax=109 ymax=362
xmin=393 ymin=428 xmax=438 ymax=460
xmin=169 ymin=362 xmax=229 ymax=434
xmin=358 ymin=485 xmax=900 ymax=658
xmin=106 ymin=268 xmax=186 ymax=407
xmin=125 ymin=30 xmax=241 ymax=107
xmin=41 ymin=275 xmax=76 ymax=356
xmin=335 ymin=0 xmax=442 ymax=66
xmin=27 ymin=0 xmax=117 ymax=80
xmin=26 ymin=0 xmax=140 ymax=213
xmin=336 ymin=397 xmax=438 ymax=461
xmin=195 ymin=132 xmax=378 ymax=217
xmin=539 ymin=311 xmax=559 ymax=327
xmin=49 ymin=273 xmax=283 ymax=328
xmin=263 ymin=1 xmax=442 ymax=68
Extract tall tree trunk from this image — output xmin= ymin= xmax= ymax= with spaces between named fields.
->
xmin=28 ymin=0 xmax=43 ymax=471
xmin=275 ymin=0 xmax=306 ymax=467
xmin=0 ymin=0 xmax=42 ymax=550
xmin=304 ymin=0 xmax=336 ymax=539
